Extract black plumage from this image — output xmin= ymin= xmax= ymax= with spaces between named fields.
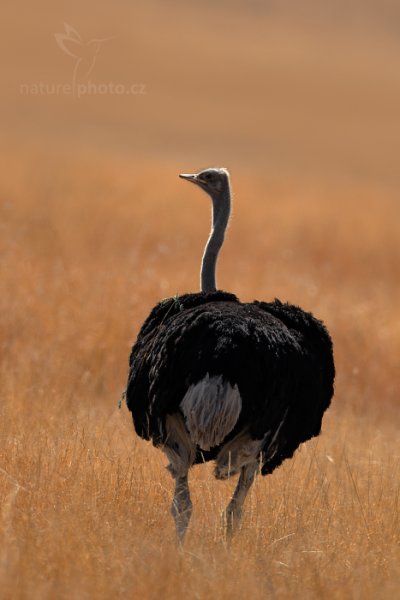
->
xmin=127 ymin=291 xmax=334 ymax=476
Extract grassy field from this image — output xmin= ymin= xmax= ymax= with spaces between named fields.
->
xmin=1 ymin=1 xmax=400 ymax=598
xmin=1 ymin=151 xmax=399 ymax=599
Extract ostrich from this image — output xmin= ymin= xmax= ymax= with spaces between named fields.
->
xmin=126 ymin=168 xmax=334 ymax=544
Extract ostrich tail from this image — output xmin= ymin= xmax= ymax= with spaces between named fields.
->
xmin=180 ymin=374 xmax=242 ymax=451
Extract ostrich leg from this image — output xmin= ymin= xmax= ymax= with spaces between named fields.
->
xmin=223 ymin=462 xmax=258 ymax=539
xmin=163 ymin=413 xmax=195 ymax=544
xmin=170 ymin=472 xmax=192 ymax=544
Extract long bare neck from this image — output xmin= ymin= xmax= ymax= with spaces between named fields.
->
xmin=201 ymin=185 xmax=231 ymax=293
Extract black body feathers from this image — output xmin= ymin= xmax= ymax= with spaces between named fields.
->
xmin=126 ymin=291 xmax=334 ymax=476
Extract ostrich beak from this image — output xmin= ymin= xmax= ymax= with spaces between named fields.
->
xmin=179 ymin=173 xmax=197 ymax=181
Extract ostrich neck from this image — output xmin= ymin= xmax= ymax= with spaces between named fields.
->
xmin=201 ymin=187 xmax=231 ymax=293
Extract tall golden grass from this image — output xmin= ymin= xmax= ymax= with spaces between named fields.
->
xmin=1 ymin=150 xmax=399 ymax=599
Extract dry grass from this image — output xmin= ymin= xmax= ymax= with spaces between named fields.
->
xmin=0 ymin=150 xmax=399 ymax=599
xmin=1 ymin=1 xmax=400 ymax=596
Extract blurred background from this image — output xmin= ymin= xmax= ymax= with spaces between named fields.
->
xmin=2 ymin=0 xmax=400 ymax=187
xmin=1 ymin=2 xmax=399 ymax=597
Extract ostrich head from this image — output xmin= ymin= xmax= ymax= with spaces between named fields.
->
xmin=179 ymin=168 xmax=230 ymax=197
